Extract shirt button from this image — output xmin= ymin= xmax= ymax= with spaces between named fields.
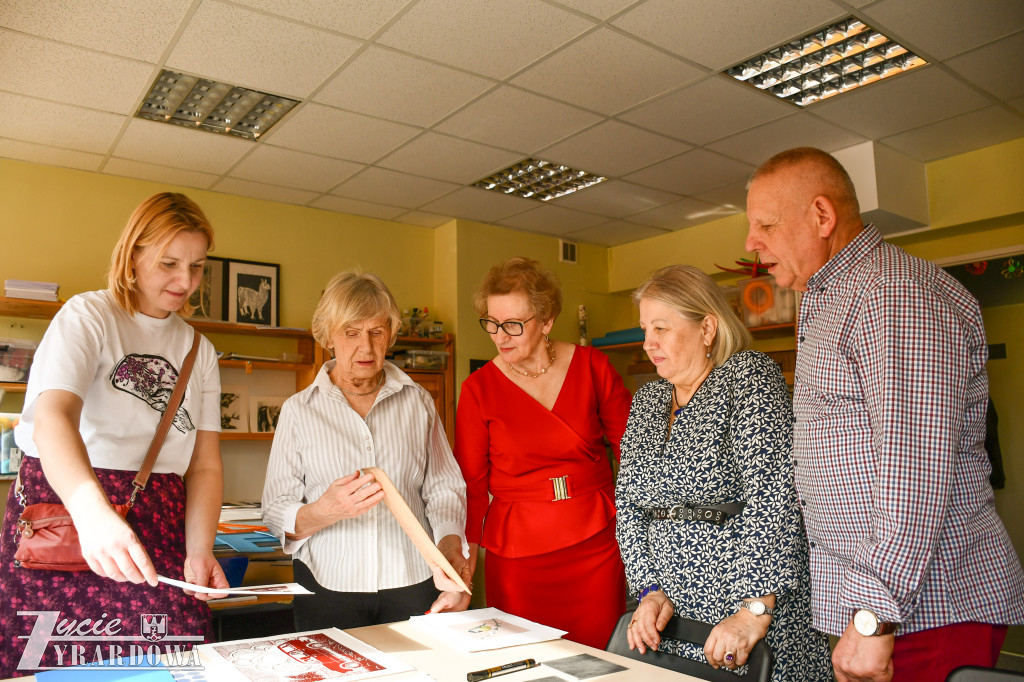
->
xmin=800 ymin=500 xmax=806 ymax=506
xmin=799 ymin=335 xmax=805 ymax=342
xmin=810 ymin=541 xmax=816 ymax=548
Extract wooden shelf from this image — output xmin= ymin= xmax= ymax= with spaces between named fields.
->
xmin=749 ymin=322 xmax=796 ymax=339
xmin=0 ymin=297 xmax=62 ymax=319
xmin=0 ymin=382 xmax=27 ymax=394
xmin=220 ymin=432 xmax=274 ymax=441
xmin=186 ymin=319 xmax=313 ymax=339
xmin=218 ymin=360 xmax=308 ymax=373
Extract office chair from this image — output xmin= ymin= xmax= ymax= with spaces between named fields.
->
xmin=947 ymin=667 xmax=1024 ymax=681
xmin=606 ymin=610 xmax=773 ymax=682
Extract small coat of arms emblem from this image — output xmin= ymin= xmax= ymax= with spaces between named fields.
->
xmin=141 ymin=614 xmax=168 ymax=642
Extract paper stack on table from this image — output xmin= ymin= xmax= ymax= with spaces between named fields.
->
xmin=408 ymin=608 xmax=567 ymax=653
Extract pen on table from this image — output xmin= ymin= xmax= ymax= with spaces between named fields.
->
xmin=467 ymin=658 xmax=538 ymax=682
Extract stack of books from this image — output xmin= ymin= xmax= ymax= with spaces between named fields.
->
xmin=4 ymin=280 xmax=59 ymax=302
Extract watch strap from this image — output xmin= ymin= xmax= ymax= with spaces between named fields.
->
xmin=739 ymin=599 xmax=775 ymax=616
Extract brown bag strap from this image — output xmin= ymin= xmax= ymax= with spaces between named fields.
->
xmin=130 ymin=328 xmax=201 ymax=501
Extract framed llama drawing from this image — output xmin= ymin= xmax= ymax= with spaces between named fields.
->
xmin=227 ymin=259 xmax=279 ymax=326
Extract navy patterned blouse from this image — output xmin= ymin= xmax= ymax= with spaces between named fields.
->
xmin=616 ymin=350 xmax=832 ymax=680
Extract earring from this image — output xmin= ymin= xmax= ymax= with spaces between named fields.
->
xmin=705 ymin=344 xmax=711 ymax=359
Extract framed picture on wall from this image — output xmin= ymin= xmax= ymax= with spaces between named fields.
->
xmin=220 ymin=384 xmax=249 ymax=433
xmin=227 ymin=259 xmax=279 ymax=327
xmin=250 ymin=396 xmax=285 ymax=433
xmin=188 ymin=256 xmax=227 ymax=320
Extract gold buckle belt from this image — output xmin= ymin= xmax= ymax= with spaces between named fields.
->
xmin=549 ymin=475 xmax=571 ymax=502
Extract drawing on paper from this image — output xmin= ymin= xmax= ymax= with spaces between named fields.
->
xmin=213 ymin=633 xmax=385 ymax=680
xmin=452 ymin=618 xmax=528 ymax=640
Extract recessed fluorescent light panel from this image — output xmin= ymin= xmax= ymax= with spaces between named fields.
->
xmin=725 ymin=18 xmax=927 ymax=107
xmin=136 ymin=69 xmax=299 ymax=139
xmin=473 ymin=158 xmax=606 ymax=201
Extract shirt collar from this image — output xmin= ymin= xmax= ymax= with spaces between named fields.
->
xmin=805 ymin=223 xmax=880 ymax=291
xmin=300 ymin=359 xmax=415 ymax=405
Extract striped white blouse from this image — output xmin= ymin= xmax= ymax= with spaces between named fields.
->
xmin=262 ymin=360 xmax=467 ymax=592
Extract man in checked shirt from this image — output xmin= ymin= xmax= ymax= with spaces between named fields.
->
xmin=744 ymin=147 xmax=1024 ymax=682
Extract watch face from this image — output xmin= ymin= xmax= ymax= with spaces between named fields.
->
xmin=748 ymin=601 xmax=766 ymax=616
xmin=853 ymin=609 xmax=878 ymax=636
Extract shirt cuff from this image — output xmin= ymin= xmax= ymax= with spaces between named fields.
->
xmin=431 ymin=521 xmax=470 ymax=559
xmin=279 ymin=502 xmax=309 ymax=555
xmin=840 ymin=565 xmax=904 ymax=623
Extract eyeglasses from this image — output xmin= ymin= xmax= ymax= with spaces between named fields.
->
xmin=479 ymin=316 xmax=535 ymax=336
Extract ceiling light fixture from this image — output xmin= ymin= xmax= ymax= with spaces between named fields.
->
xmin=725 ymin=18 xmax=927 ymax=106
xmin=473 ymin=157 xmax=606 ymax=201
xmin=135 ymin=69 xmax=299 ymax=139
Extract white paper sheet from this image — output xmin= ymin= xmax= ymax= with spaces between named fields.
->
xmin=197 ymin=627 xmax=414 ymax=681
xmin=157 ymin=575 xmax=312 ymax=595
xmin=408 ymin=608 xmax=567 ymax=653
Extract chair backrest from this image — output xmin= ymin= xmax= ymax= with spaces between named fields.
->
xmin=606 ymin=610 xmax=773 ymax=682
xmin=947 ymin=666 xmax=1024 ymax=681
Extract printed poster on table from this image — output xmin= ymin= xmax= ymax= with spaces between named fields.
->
xmin=408 ymin=607 xmax=566 ymax=653
xmin=196 ymin=628 xmax=413 ymax=682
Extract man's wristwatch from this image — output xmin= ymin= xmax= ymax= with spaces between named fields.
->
xmin=738 ymin=599 xmax=775 ymax=617
xmin=852 ymin=609 xmax=899 ymax=636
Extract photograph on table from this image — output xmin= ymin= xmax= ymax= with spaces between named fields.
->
xmin=188 ymin=255 xmax=227 ymax=321
xmin=220 ymin=384 xmax=249 ymax=433
xmin=227 ymin=259 xmax=279 ymax=327
xmin=250 ymin=396 xmax=285 ymax=433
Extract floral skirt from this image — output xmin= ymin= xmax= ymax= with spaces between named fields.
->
xmin=0 ymin=456 xmax=213 ymax=678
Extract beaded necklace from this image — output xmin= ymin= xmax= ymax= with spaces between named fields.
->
xmin=506 ymin=338 xmax=556 ymax=378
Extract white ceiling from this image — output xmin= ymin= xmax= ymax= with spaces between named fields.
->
xmin=1 ymin=0 xmax=1022 ymax=246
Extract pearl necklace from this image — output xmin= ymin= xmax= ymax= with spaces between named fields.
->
xmin=339 ymin=370 xmax=385 ymax=396
xmin=507 ymin=338 xmax=556 ymax=379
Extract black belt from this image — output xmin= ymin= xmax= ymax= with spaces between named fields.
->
xmin=647 ymin=502 xmax=746 ymax=526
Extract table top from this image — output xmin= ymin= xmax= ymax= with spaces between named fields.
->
xmin=4 ymin=618 xmax=700 ymax=681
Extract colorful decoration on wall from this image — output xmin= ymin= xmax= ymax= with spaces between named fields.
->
xmin=964 ymin=261 xmax=988 ymax=275
xmin=945 ymin=251 xmax=1024 ymax=308
xmin=715 ymin=258 xmax=771 ymax=278
xmin=1001 ymin=258 xmax=1022 ymax=279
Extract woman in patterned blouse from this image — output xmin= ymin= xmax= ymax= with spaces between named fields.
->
xmin=615 ymin=265 xmax=832 ymax=680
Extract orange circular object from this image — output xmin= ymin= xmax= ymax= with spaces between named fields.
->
xmin=742 ymin=279 xmax=774 ymax=315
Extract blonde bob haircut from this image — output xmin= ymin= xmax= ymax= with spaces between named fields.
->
xmin=311 ymin=271 xmax=402 ymax=351
xmin=107 ymin=192 xmax=214 ymax=316
xmin=472 ymin=257 xmax=562 ymax=323
xmin=633 ymin=264 xmax=751 ymax=367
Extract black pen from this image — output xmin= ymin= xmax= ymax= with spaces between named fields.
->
xmin=466 ymin=658 xmax=538 ymax=681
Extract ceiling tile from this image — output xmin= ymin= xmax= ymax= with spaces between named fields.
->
xmin=538 ymin=120 xmax=691 ymax=177
xmin=0 ymin=138 xmax=103 ymax=172
xmin=612 ymin=0 xmax=846 ymax=71
xmin=880 ymin=106 xmax=1024 ymax=161
xmin=621 ymin=76 xmax=794 ymax=144
xmin=103 ymin=157 xmax=218 ymax=189
xmin=167 ymin=1 xmax=360 ymax=98
xmin=263 ymin=103 xmax=420 ymax=164
xmin=211 ymin=177 xmax=319 ymax=206
xmin=946 ymin=32 xmax=1024 ymax=101
xmin=0 ymin=93 xmax=124 ymax=154
xmin=706 ymin=113 xmax=868 ymax=165
xmin=113 ymin=118 xmax=253 ymax=174
xmin=314 ymin=47 xmax=494 ymax=127
xmin=693 ymin=181 xmax=751 ymax=213
xmin=420 ymin=187 xmax=535 ymax=223
xmin=0 ymin=30 xmax=155 ymax=115
xmin=377 ymin=0 xmax=593 ymax=80
xmin=627 ymin=197 xmax=733 ymax=230
xmin=625 ymin=149 xmax=754 ymax=195
xmin=393 ymin=210 xmax=452 ymax=228
xmin=512 ymin=27 xmax=705 ymax=115
xmin=565 ymin=220 xmax=668 ymax=246
xmin=330 ymin=167 xmax=460 ymax=208
xmin=229 ymin=146 xmax=364 ymax=192
xmin=552 ymin=180 xmax=681 ymax=217
xmin=230 ymin=0 xmax=413 ymax=39
xmin=550 ymin=0 xmax=639 ymax=21
xmin=860 ymin=0 xmax=1024 ymax=60
xmin=498 ymin=205 xmax=608 ymax=235
xmin=436 ymin=86 xmax=602 ymax=153
xmin=0 ymin=0 xmax=191 ymax=61
xmin=375 ymin=132 xmax=521 ymax=184
xmin=309 ymin=195 xmax=407 ymax=220
xmin=810 ymin=66 xmax=991 ymax=139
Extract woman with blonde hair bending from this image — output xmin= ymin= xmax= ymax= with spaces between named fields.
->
xmin=615 ymin=265 xmax=831 ymax=679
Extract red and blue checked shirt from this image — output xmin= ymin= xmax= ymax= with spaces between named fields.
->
xmin=793 ymin=224 xmax=1024 ymax=637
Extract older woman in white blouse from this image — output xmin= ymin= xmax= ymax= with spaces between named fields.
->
xmin=262 ymin=271 xmax=471 ymax=630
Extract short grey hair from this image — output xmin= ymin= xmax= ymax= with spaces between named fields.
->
xmin=633 ymin=265 xmax=751 ymax=367
xmin=311 ymin=271 xmax=402 ymax=350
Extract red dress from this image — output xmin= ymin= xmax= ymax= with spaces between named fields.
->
xmin=455 ymin=345 xmax=632 ymax=648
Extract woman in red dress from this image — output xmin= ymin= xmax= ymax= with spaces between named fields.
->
xmin=455 ymin=257 xmax=632 ymax=648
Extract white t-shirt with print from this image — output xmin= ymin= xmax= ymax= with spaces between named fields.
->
xmin=15 ymin=290 xmax=221 ymax=476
